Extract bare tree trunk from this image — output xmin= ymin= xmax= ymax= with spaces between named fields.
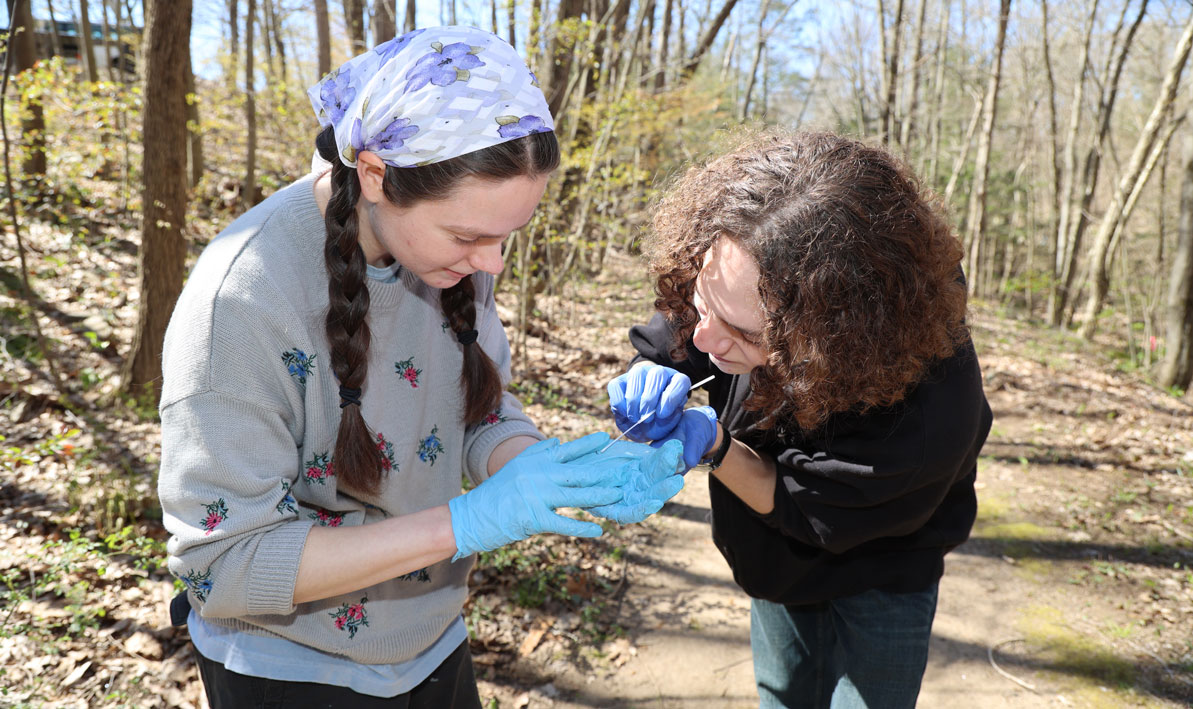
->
xmin=681 ymin=0 xmax=742 ymax=79
xmin=925 ymin=0 xmax=948 ymax=183
xmin=1047 ymin=0 xmax=1099 ymax=325
xmin=375 ymin=0 xmax=397 ymax=44
xmin=258 ymin=0 xmax=274 ymax=75
xmin=655 ymin=0 xmax=674 ymax=90
xmin=877 ymin=0 xmax=904 ymax=145
xmin=314 ymin=0 xmax=331 ymax=78
xmin=942 ymin=92 xmax=981 ymax=205
xmin=8 ymin=0 xmax=46 ymax=182
xmin=507 ymin=0 xmax=517 ymax=48
xmin=1160 ymin=128 xmax=1193 ymax=389
xmin=245 ymin=0 xmax=258 ymax=206
xmin=100 ymin=0 xmax=115 ymax=81
xmin=46 ymin=0 xmax=63 ymax=59
xmin=1058 ymin=0 xmax=1147 ymax=327
xmin=405 ymin=0 xmax=417 ymax=33
xmin=122 ymin=0 xmax=192 ymax=404
xmin=267 ymin=0 xmax=288 ymax=82
xmin=186 ymin=50 xmax=203 ymax=189
xmin=898 ymin=0 xmax=928 ymax=151
xmin=963 ymin=0 xmax=1011 ymax=295
xmin=1040 ymin=0 xmax=1060 ymax=287
xmin=227 ymin=0 xmax=240 ymax=88
xmin=740 ymin=0 xmax=771 ymax=121
xmin=344 ymin=0 xmax=367 ymax=55
xmin=1078 ymin=14 xmax=1193 ymax=339
xmin=79 ymin=0 xmax=100 ymax=83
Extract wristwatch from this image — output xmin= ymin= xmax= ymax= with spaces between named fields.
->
xmin=703 ymin=421 xmax=732 ymax=470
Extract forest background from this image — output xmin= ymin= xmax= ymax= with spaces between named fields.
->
xmin=0 ymin=0 xmax=1192 ymax=707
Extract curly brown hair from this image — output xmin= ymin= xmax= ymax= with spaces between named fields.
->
xmin=647 ymin=130 xmax=969 ymax=430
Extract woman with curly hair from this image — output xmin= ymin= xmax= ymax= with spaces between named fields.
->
xmin=607 ymin=130 xmax=992 ymax=708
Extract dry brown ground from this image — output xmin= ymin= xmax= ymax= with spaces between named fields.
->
xmin=1 ymin=230 xmax=1191 ymax=708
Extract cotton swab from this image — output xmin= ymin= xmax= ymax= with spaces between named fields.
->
xmin=600 ymin=374 xmax=717 ymax=452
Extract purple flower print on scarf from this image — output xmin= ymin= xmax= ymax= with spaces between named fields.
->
xmin=406 ymin=42 xmax=485 ymax=92
xmin=496 ymin=115 xmax=550 ymax=139
xmin=319 ymin=68 xmax=356 ymax=125
xmin=350 ymin=116 xmax=420 ymax=154
xmin=374 ymin=28 xmax=425 ymax=61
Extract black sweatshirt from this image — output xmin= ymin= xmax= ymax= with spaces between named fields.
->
xmin=629 ymin=313 xmax=993 ymax=606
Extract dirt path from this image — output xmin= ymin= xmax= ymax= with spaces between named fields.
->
xmin=475 ymin=252 xmax=1192 ymax=709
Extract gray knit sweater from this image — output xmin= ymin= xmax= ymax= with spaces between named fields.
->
xmin=158 ymin=173 xmax=543 ymax=664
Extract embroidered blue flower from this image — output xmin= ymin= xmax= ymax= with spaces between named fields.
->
xmin=277 ymin=480 xmax=298 ymax=515
xmin=319 ymin=68 xmax=356 ymax=125
xmin=374 ymin=28 xmax=426 ymax=61
xmin=282 ymin=348 xmax=316 ymax=384
xmin=496 ymin=115 xmax=550 ymax=139
xmin=182 ymin=568 xmax=213 ymax=603
xmin=351 ymin=115 xmax=420 ymax=154
xmin=406 ymin=42 xmax=485 ymax=92
xmin=417 ymin=425 xmax=445 ymax=465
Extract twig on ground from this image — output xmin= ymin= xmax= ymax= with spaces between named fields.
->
xmin=988 ymin=639 xmax=1038 ymax=692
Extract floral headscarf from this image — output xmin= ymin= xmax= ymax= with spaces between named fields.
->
xmin=308 ymin=26 xmax=554 ymax=168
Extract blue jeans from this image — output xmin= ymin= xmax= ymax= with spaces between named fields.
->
xmin=750 ymin=584 xmax=939 ymax=709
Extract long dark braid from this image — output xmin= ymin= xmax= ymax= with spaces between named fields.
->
xmin=316 ymin=126 xmax=559 ymax=492
xmin=317 ymin=127 xmax=383 ymax=494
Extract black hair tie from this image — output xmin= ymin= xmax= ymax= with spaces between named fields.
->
xmin=456 ymin=329 xmax=479 ymax=346
xmin=338 ymin=386 xmax=363 ymax=408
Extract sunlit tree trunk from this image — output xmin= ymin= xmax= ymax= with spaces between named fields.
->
xmin=8 ymin=0 xmax=46 ymax=182
xmin=681 ymin=0 xmax=742 ymax=79
xmin=227 ymin=0 xmax=240 ymax=88
xmin=186 ymin=49 xmax=203 ymax=189
xmin=876 ymin=0 xmax=904 ymax=145
xmin=1160 ymin=128 xmax=1193 ymax=390
xmin=963 ymin=0 xmax=1011 ymax=296
xmin=655 ymin=0 xmax=674 ymax=91
xmin=1047 ymin=0 xmax=1099 ymax=326
xmin=122 ymin=0 xmax=192 ymax=404
xmin=898 ymin=0 xmax=928 ymax=152
xmin=1078 ymin=15 xmax=1193 ymax=338
xmin=344 ymin=0 xmax=367 ymax=54
xmin=78 ymin=0 xmax=100 ymax=83
xmin=925 ymin=0 xmax=948 ymax=183
xmin=405 ymin=0 xmax=417 ymax=33
xmin=244 ymin=0 xmax=258 ymax=206
xmin=315 ymin=0 xmax=331 ymax=77
xmin=375 ymin=0 xmax=397 ymax=44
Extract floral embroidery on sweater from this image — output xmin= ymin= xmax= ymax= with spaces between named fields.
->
xmin=394 ymin=357 xmax=422 ymax=388
xmin=182 ymin=568 xmax=213 ymax=602
xmin=377 ymin=433 xmax=397 ymax=473
xmin=309 ymin=509 xmax=344 ymax=527
xmin=281 ymin=348 xmax=316 ymax=384
xmin=276 ymin=480 xmax=298 ymax=514
xmin=417 ymin=425 xmax=445 ymax=465
xmin=329 ymin=597 xmax=369 ymax=638
xmin=201 ymin=499 xmax=228 ymax=535
xmin=303 ymin=452 xmax=334 ymax=485
xmin=481 ymin=409 xmax=507 ymax=426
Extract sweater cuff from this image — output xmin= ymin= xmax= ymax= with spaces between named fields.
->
xmin=464 ymin=420 xmax=545 ymax=485
xmin=246 ymin=519 xmax=316 ymax=615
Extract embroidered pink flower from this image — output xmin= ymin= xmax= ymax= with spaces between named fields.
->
xmin=395 ymin=357 xmax=422 ymax=388
xmin=304 ymin=452 xmax=334 ymax=485
xmin=310 ymin=509 xmax=344 ymax=527
xmin=376 ymin=433 xmax=397 ymax=473
xmin=329 ymin=597 xmax=369 ymax=638
xmin=201 ymin=499 xmax=229 ymax=535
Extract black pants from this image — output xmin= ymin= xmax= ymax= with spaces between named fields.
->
xmin=195 ymin=640 xmax=483 ymax=709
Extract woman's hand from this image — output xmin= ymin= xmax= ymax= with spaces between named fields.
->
xmin=607 ymin=364 xmax=691 ymax=441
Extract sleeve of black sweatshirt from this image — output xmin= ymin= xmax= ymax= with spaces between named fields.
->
xmin=759 ymin=345 xmax=989 ymax=555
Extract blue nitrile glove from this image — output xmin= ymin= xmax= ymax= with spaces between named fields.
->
xmin=652 ymin=406 xmax=719 ymax=471
xmin=607 ymin=364 xmax=692 ymax=441
xmin=573 ymin=439 xmax=686 ymax=524
xmin=448 ymin=433 xmax=630 ymax=560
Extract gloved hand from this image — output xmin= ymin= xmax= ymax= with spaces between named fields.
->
xmin=574 ymin=439 xmax=686 ymax=525
xmin=448 ymin=433 xmax=629 ymax=560
xmin=652 ymin=406 xmax=719 ymax=471
xmin=607 ymin=364 xmax=692 ymax=441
